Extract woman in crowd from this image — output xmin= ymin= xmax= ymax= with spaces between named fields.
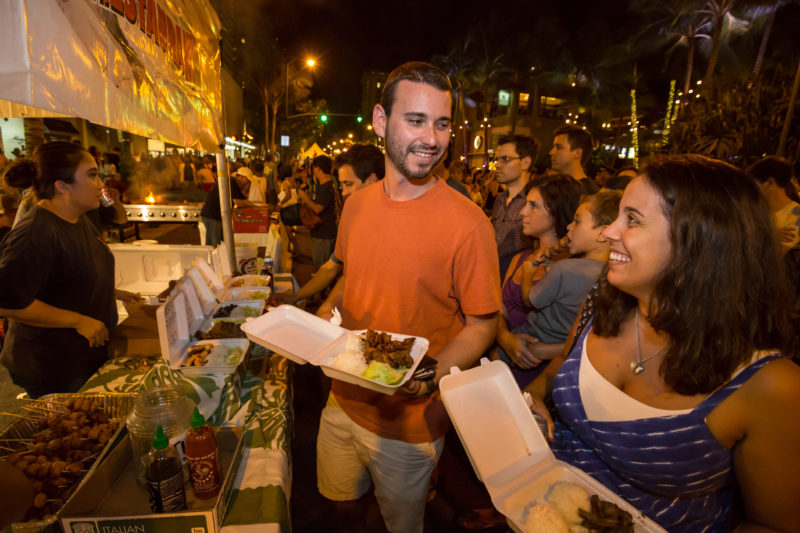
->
xmin=527 ymin=155 xmax=800 ymax=532
xmin=495 ymin=173 xmax=582 ymax=387
xmin=0 ymin=142 xmax=115 ymax=397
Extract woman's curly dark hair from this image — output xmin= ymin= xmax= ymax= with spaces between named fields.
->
xmin=593 ymin=155 xmax=791 ymax=395
xmin=524 ymin=173 xmax=583 ymax=238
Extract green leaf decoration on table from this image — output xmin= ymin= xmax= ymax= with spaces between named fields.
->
xmin=192 ymin=375 xmax=222 ymax=396
xmin=243 ymin=383 xmax=290 ymax=456
xmin=222 ymin=485 xmax=289 ymax=532
xmin=80 ymin=367 xmax=144 ymax=392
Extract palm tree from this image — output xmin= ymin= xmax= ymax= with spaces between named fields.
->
xmin=433 ymin=41 xmax=475 ymax=161
xmin=700 ymin=0 xmax=774 ymax=84
xmin=266 ymin=66 xmax=313 ymax=154
xmin=461 ymin=24 xmax=509 ymax=165
xmin=631 ymin=0 xmax=713 ymax=95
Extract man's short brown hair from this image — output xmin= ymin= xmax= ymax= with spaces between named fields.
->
xmin=380 ymin=62 xmax=452 ymax=117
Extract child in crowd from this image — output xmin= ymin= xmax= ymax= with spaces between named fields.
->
xmin=497 ymin=190 xmax=621 ymax=379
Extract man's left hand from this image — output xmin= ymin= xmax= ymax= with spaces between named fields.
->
xmin=396 ymin=377 xmax=435 ymax=398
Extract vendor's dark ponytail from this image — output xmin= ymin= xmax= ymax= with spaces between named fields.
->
xmin=3 ymin=158 xmax=37 ymax=190
xmin=3 ymin=142 xmax=88 ymax=200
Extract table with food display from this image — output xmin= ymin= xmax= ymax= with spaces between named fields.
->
xmin=0 ymin=240 xmax=669 ymax=533
xmin=0 ymin=249 xmax=294 ymax=533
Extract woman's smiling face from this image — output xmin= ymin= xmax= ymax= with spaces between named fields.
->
xmin=601 ymin=175 xmax=673 ymax=304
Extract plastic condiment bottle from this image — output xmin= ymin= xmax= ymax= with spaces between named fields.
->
xmin=145 ymin=425 xmax=187 ymax=512
xmin=185 ymin=407 xmax=221 ymax=499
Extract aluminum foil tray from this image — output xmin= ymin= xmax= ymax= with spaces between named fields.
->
xmin=1 ymin=392 xmax=135 ymax=533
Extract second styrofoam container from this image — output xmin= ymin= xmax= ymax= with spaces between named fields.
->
xmin=439 ymin=359 xmax=666 ymax=533
xmin=220 ymin=286 xmax=271 ymax=301
xmin=241 ymin=305 xmax=429 ymax=394
xmin=156 ymin=292 xmax=248 ymax=376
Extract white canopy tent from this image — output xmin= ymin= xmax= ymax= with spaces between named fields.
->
xmin=298 ymin=143 xmax=327 ymax=160
xmin=0 ymin=0 xmax=223 ymax=152
xmin=0 ymin=0 xmax=239 ymax=272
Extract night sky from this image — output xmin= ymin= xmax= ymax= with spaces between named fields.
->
xmin=260 ymin=0 xmax=623 ymax=114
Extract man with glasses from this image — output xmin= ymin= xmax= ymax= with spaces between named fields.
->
xmin=490 ymin=134 xmax=540 ymax=278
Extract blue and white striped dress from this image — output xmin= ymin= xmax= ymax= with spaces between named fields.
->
xmin=550 ymin=322 xmax=784 ymax=532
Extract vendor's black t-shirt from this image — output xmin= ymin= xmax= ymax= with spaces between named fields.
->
xmin=0 ymin=206 xmax=115 ymax=390
xmin=311 ymin=180 xmax=337 ymax=240
xmin=200 ymin=181 xmax=245 ymax=221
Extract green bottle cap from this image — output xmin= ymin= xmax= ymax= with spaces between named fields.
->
xmin=152 ymin=425 xmax=169 ymax=450
xmin=190 ymin=407 xmax=205 ymax=429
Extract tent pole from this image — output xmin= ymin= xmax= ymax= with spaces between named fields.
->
xmin=216 ymin=37 xmax=237 ymax=274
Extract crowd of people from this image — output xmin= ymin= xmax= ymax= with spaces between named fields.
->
xmin=277 ymin=62 xmax=800 ymax=533
xmin=0 ymin=59 xmax=799 ymax=533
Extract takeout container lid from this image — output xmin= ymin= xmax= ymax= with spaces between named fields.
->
xmin=174 ymin=277 xmax=205 ymax=333
xmin=194 ymin=257 xmax=226 ymax=297
xmin=241 ymin=305 xmax=429 ymax=394
xmin=439 ymin=359 xmax=666 ymax=533
xmin=186 ymin=265 xmax=219 ymax=315
xmin=211 ymin=242 xmax=232 ymax=281
xmin=156 ymin=291 xmax=248 ymax=375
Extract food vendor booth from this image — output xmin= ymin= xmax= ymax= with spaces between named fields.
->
xmin=0 ymin=1 xmax=292 ymax=531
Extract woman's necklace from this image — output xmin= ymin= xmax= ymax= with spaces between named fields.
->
xmin=631 ymin=308 xmax=667 ymax=375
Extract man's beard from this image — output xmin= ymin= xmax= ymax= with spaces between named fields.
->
xmin=384 ymin=124 xmax=443 ymax=180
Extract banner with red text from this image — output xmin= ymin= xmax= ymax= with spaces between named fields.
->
xmin=0 ymin=0 xmax=222 ymax=152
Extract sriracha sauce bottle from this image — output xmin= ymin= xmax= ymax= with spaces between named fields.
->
xmin=185 ymin=407 xmax=221 ymax=499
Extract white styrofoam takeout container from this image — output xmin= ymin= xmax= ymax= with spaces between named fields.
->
xmin=156 ymin=291 xmax=248 ymax=375
xmin=220 ymin=286 xmax=271 ymax=302
xmin=186 ymin=265 xmax=219 ymax=315
xmin=228 ymin=274 xmax=271 ymax=289
xmin=241 ymin=305 xmax=429 ymax=395
xmin=211 ymin=299 xmax=265 ymax=320
xmin=439 ymin=359 xmax=666 ymax=533
xmin=195 ymin=317 xmax=248 ymax=340
xmin=193 ymin=257 xmax=227 ymax=298
xmin=174 ymin=277 xmax=205 ymax=333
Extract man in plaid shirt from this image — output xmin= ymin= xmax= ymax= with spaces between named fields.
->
xmin=490 ymin=134 xmax=540 ymax=278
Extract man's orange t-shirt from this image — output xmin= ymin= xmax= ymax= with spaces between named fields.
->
xmin=332 ymin=179 xmax=501 ymax=443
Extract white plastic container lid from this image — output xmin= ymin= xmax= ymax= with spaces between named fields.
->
xmin=241 ymin=305 xmax=430 ymax=395
xmin=193 ymin=257 xmax=226 ymax=297
xmin=175 ymin=278 xmax=204 ymax=333
xmin=186 ymin=266 xmax=218 ymax=315
xmin=211 ymin=244 xmax=232 ymax=282
xmin=439 ymin=359 xmax=666 ymax=533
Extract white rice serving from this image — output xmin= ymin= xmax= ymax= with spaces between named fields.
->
xmin=546 ymin=481 xmax=590 ymax=525
xmin=330 ymin=334 xmax=368 ymax=375
xmin=523 ymin=503 xmax=569 ymax=533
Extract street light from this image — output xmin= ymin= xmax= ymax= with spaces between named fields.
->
xmin=285 ymin=56 xmax=316 ymax=116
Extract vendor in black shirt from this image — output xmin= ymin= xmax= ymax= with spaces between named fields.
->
xmin=200 ymin=167 xmax=254 ymax=247
xmin=0 ymin=142 xmax=114 ymax=398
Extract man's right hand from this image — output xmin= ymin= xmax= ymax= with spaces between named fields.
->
xmin=274 ymin=291 xmax=299 ymax=305
xmin=75 ymin=316 xmax=109 ymax=347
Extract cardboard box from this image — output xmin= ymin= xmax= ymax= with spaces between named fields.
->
xmin=439 ymin=359 xmax=666 ymax=533
xmin=232 ymin=207 xmax=271 ymax=233
xmin=61 ymin=427 xmax=245 ymax=533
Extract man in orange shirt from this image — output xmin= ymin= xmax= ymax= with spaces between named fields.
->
xmin=316 ymin=62 xmax=501 ymax=533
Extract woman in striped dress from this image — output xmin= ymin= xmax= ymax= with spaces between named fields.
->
xmin=526 ymin=155 xmax=800 ymax=532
